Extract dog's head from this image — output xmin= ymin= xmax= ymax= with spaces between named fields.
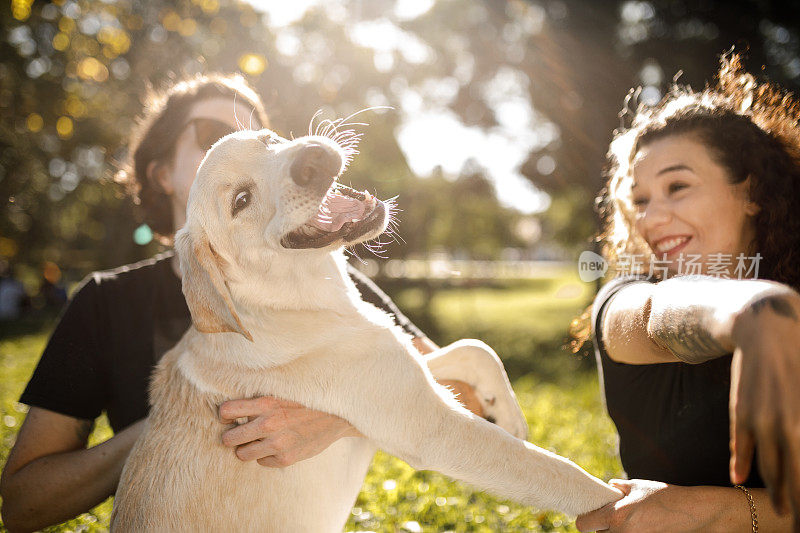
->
xmin=175 ymin=129 xmax=389 ymax=340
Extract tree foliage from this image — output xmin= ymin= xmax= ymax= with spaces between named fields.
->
xmin=1 ymin=0 xmax=799 ymax=278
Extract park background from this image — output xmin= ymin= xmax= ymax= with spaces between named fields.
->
xmin=1 ymin=0 xmax=799 ymax=531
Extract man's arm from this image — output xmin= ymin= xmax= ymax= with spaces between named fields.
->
xmin=0 ymin=407 xmax=144 ymax=532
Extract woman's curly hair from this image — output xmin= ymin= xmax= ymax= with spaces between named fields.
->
xmin=571 ymin=53 xmax=800 ymax=352
xmin=115 ymin=73 xmax=269 ymax=242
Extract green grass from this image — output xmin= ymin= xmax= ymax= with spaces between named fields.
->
xmin=0 ymin=272 xmax=622 ymax=532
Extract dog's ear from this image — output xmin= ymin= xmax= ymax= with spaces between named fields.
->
xmin=175 ymin=227 xmax=253 ymax=342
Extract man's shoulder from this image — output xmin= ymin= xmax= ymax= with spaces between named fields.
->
xmin=83 ymin=251 xmax=174 ymax=295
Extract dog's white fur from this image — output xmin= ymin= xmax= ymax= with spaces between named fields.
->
xmin=111 ymin=131 xmax=621 ymax=532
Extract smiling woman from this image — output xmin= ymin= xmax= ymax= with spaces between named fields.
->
xmin=574 ymin=54 xmax=800 ymax=532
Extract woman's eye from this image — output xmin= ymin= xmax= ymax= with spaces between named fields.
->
xmin=668 ymin=182 xmax=688 ymax=194
xmin=632 ymin=197 xmax=648 ymax=209
xmin=232 ymin=189 xmax=251 ymax=216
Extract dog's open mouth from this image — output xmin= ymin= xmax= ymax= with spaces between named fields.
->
xmin=280 ymin=184 xmax=386 ymax=249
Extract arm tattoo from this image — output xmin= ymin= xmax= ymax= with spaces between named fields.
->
xmin=648 ymin=305 xmax=729 ymax=364
xmin=748 ymin=295 xmax=799 ymax=321
xmin=74 ymin=419 xmax=93 ymax=444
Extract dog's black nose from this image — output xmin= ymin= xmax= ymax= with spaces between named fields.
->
xmin=290 ymin=143 xmax=341 ymax=189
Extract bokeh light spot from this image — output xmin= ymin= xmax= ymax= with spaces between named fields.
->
xmin=0 ymin=237 xmax=19 ymax=257
xmin=43 ymin=261 xmax=62 ymax=284
xmin=12 ymin=0 xmax=33 ymax=21
xmin=26 ymin=113 xmax=43 ymax=132
xmin=200 ymin=0 xmax=219 ymax=15
xmin=58 ymin=16 xmax=75 ymax=33
xmin=162 ymin=10 xmax=181 ymax=31
xmin=209 ymin=17 xmax=227 ymax=34
xmin=65 ymin=95 xmax=87 ymax=117
xmin=52 ymin=32 xmax=69 ymax=51
xmin=238 ymin=53 xmax=267 ymax=75
xmin=98 ymin=26 xmax=131 ymax=56
xmin=179 ymin=18 xmax=197 ymax=36
xmin=133 ymin=224 xmax=153 ymax=245
xmin=56 ymin=116 xmax=73 ymax=139
xmin=77 ymin=57 xmax=109 ymax=82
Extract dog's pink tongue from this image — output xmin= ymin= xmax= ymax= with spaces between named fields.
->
xmin=309 ymin=194 xmax=366 ymax=231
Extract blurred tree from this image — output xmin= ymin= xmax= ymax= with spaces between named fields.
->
xmin=0 ymin=0 xmax=283 ymax=275
xmin=2 ymin=0 xmax=799 ymax=279
xmin=397 ymin=0 xmax=800 ymax=251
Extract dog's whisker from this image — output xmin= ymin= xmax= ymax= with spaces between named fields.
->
xmin=308 ymin=109 xmax=324 ymax=137
xmin=337 ymin=106 xmax=393 ymax=127
xmin=333 ymin=134 xmax=362 ymax=147
xmin=333 ymin=122 xmax=369 ymax=133
xmin=362 ymin=241 xmax=389 ymax=259
xmin=317 ymin=119 xmax=334 ymax=138
xmin=233 ymin=93 xmax=247 ymax=132
xmin=389 ymin=229 xmax=405 ymax=245
xmin=346 ymin=245 xmax=367 ymax=264
xmin=337 ymin=132 xmax=363 ymax=140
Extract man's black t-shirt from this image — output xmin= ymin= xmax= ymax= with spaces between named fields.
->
xmin=20 ymin=252 xmax=423 ymax=432
xmin=592 ymin=275 xmax=764 ymax=487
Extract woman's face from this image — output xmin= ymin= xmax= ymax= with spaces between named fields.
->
xmin=161 ymin=97 xmax=261 ymax=230
xmin=630 ymin=134 xmax=758 ymax=276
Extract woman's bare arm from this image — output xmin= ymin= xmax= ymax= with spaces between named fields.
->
xmin=601 ymin=276 xmax=797 ymax=365
xmin=0 ymin=407 xmax=144 ymax=533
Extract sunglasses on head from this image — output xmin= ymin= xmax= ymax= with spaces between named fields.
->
xmin=184 ymin=118 xmax=238 ymax=152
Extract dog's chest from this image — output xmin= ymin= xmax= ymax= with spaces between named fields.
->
xmin=210 ymin=437 xmax=376 ymax=531
xmin=128 ymin=349 xmax=378 ymax=532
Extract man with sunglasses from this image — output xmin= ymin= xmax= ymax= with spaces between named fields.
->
xmin=1 ymin=74 xmax=483 ymax=531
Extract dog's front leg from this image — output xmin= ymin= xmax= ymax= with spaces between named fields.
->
xmin=347 ymin=340 xmax=622 ymax=517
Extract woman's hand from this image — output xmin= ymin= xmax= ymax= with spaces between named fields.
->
xmin=218 ymin=397 xmax=360 ymax=468
xmin=730 ymin=291 xmax=800 ymax=521
xmin=575 ymin=480 xmax=725 ymax=532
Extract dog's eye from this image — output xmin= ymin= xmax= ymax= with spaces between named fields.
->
xmin=232 ymin=189 xmax=251 ymax=217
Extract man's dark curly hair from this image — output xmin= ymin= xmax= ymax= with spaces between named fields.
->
xmin=115 ymin=73 xmax=269 ymax=241
xmin=600 ymin=53 xmax=800 ymax=291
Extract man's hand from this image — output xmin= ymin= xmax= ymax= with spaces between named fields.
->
xmin=438 ymin=379 xmax=484 ymax=418
xmin=219 ymin=397 xmax=359 ymax=468
xmin=730 ymin=292 xmax=800 ymax=524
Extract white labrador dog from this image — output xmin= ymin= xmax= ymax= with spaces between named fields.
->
xmin=111 ymin=129 xmax=621 ymax=531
